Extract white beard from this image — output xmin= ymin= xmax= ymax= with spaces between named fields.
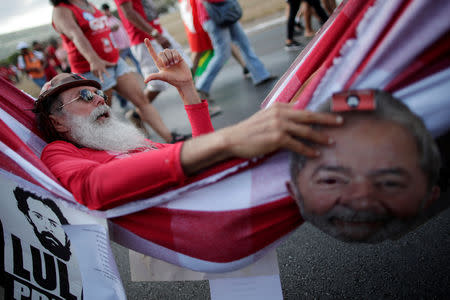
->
xmin=66 ymin=105 xmax=154 ymax=152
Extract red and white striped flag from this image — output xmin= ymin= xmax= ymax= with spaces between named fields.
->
xmin=1 ymin=0 xmax=449 ymax=274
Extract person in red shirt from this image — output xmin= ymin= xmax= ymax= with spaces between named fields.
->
xmin=34 ymin=40 xmax=342 ymax=263
xmin=113 ymin=0 xmax=192 ymax=105
xmin=46 ymin=38 xmax=63 ymax=71
xmin=50 ymin=0 xmax=184 ymax=143
xmin=178 ymin=0 xmax=249 ymax=79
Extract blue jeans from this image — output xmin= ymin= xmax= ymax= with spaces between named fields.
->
xmin=196 ymin=20 xmax=271 ymax=93
xmin=120 ymin=47 xmax=143 ymax=77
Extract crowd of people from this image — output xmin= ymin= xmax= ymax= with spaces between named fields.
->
xmin=13 ymin=0 xmax=333 ymax=132
xmin=11 ymin=38 xmax=70 ymax=87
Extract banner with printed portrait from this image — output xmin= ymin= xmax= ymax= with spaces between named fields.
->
xmin=0 ymin=176 xmax=126 ymax=299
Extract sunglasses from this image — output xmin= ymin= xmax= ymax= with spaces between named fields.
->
xmin=58 ymin=89 xmax=108 ymax=110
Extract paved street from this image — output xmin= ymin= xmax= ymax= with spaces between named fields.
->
xmin=111 ymin=19 xmax=450 ymax=299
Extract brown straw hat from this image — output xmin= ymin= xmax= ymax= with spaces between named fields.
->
xmin=33 ymin=73 xmax=101 ymax=142
xmin=36 ymin=73 xmax=101 ymax=106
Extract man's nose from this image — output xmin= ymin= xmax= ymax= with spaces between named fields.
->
xmin=339 ymin=178 xmax=380 ymax=211
xmin=93 ymin=94 xmax=106 ymax=106
xmin=44 ymin=220 xmax=54 ymax=232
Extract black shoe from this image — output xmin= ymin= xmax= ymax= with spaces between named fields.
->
xmin=284 ymin=40 xmax=303 ymax=52
xmin=254 ymin=75 xmax=278 ymax=86
xmin=243 ymin=67 xmax=251 ymax=78
xmin=170 ymin=131 xmax=192 ymax=143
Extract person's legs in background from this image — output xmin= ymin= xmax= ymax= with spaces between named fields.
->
xmin=303 ymin=2 xmax=315 ymax=37
xmin=129 ymin=42 xmax=191 ymax=140
xmin=285 ymin=0 xmax=303 ymax=50
xmin=306 ymin=0 xmax=329 ymax=23
xmin=231 ymin=44 xmax=250 ymax=78
xmin=195 ymin=20 xmax=232 ymax=96
xmin=229 ymin=21 xmax=272 ymax=85
xmin=120 ymin=47 xmax=143 ymax=77
xmin=302 ymin=0 xmax=329 ymax=37
xmin=115 ymin=72 xmax=174 ymax=143
xmin=321 ymin=0 xmax=336 ymax=15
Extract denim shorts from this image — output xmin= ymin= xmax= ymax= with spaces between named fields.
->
xmin=81 ymin=57 xmax=131 ymax=91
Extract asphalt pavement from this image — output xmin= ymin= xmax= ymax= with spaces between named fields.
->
xmin=110 ymin=18 xmax=450 ymax=299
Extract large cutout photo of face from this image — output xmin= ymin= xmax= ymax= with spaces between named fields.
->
xmin=14 ymin=187 xmax=72 ymax=261
xmin=289 ymin=90 xmax=442 ymax=243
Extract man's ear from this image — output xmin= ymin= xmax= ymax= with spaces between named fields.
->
xmin=286 ymin=181 xmax=296 ymax=199
xmin=49 ymin=114 xmax=69 ymax=134
xmin=424 ymin=185 xmax=440 ymax=209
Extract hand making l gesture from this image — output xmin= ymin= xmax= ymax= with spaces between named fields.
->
xmin=143 ymin=38 xmax=193 ymax=91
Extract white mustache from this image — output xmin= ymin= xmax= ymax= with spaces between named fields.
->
xmin=89 ymin=105 xmax=111 ymax=122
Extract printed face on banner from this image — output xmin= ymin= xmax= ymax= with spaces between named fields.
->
xmin=0 ymin=182 xmax=83 ymax=299
xmin=290 ymin=117 xmax=438 ymax=243
xmin=22 ymin=196 xmax=71 ymax=261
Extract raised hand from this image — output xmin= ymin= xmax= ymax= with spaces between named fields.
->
xmin=143 ymin=38 xmax=193 ymax=90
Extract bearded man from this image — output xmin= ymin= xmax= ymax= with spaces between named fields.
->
xmin=32 ymin=39 xmax=342 ymax=262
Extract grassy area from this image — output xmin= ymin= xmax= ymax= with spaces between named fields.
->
xmin=17 ymin=0 xmax=285 ymax=98
xmin=16 ymin=74 xmax=42 ymax=99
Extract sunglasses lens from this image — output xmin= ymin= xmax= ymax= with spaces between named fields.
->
xmin=80 ymin=89 xmax=94 ymax=102
xmin=96 ymin=90 xmax=104 ymax=98
xmin=96 ymin=89 xmax=108 ymax=101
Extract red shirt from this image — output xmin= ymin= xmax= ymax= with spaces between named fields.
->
xmin=114 ymin=0 xmax=163 ymax=46
xmin=54 ymin=2 xmax=119 ymax=73
xmin=179 ymin=0 xmax=212 ymax=53
xmin=46 ymin=45 xmax=62 ymax=68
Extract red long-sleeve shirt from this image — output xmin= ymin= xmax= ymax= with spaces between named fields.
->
xmin=41 ymin=100 xmax=213 ymax=210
